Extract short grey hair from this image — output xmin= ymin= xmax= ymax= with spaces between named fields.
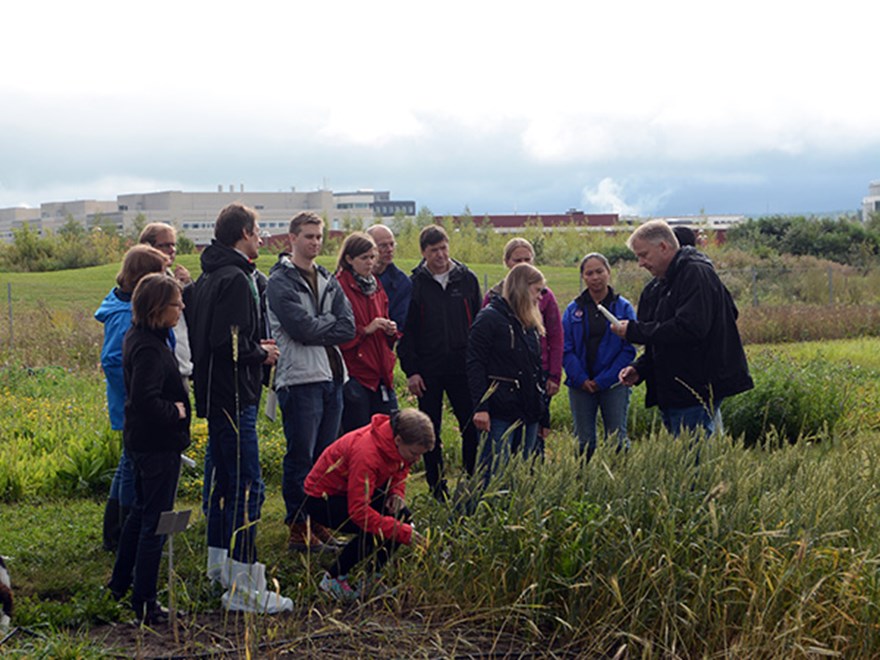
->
xmin=627 ymin=220 xmax=679 ymax=251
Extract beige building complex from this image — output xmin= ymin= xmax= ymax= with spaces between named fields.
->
xmin=0 ymin=186 xmax=416 ymax=245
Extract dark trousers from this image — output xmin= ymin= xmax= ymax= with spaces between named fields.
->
xmin=341 ymin=378 xmax=398 ymax=434
xmin=109 ymin=450 xmax=180 ymax=613
xmin=417 ymin=372 xmax=479 ymax=497
xmin=305 ymin=488 xmax=411 ymax=578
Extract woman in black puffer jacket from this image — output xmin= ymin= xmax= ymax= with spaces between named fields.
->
xmin=467 ymin=263 xmax=546 ymax=483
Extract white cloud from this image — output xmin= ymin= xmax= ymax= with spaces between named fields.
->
xmin=581 ymin=178 xmax=671 ymax=217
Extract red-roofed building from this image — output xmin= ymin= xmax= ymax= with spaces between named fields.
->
xmin=437 ymin=209 xmax=618 ymax=232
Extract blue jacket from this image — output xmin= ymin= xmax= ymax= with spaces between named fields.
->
xmin=562 ymin=289 xmax=637 ymax=392
xmin=95 ymin=288 xmax=132 ymax=430
xmin=377 ymin=262 xmax=413 ymax=330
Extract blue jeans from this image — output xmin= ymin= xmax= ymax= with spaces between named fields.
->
xmin=341 ymin=378 xmax=398 ymax=434
xmin=109 ymin=450 xmax=180 ymax=611
xmin=278 ymin=381 xmax=344 ymax=525
xmin=569 ymin=385 xmax=631 ymax=461
xmin=206 ymin=405 xmax=265 ymax=562
xmin=479 ymin=418 xmax=538 ymax=485
xmin=108 ymin=448 xmax=135 ymax=507
xmin=661 ymin=401 xmax=723 ymax=437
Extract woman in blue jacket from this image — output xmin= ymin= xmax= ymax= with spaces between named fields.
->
xmin=562 ymin=253 xmax=636 ymax=461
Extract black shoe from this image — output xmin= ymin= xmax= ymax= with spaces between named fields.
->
xmin=105 ymin=582 xmax=126 ymax=602
xmin=136 ymin=601 xmax=170 ymax=626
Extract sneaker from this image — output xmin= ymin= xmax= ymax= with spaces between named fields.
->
xmin=319 ymin=572 xmax=359 ymax=603
xmin=311 ymin=522 xmax=344 ymax=548
xmin=288 ymin=522 xmax=327 ymax=552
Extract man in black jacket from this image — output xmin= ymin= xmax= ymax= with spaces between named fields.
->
xmin=186 ymin=203 xmax=291 ymax=613
xmin=397 ymin=224 xmax=482 ymax=499
xmin=613 ymin=220 xmax=753 ymax=436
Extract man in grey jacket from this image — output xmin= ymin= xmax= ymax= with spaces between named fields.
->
xmin=267 ymin=212 xmax=355 ymax=551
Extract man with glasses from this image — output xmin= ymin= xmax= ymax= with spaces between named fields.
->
xmin=139 ymin=223 xmax=192 ymax=382
xmin=367 ymin=224 xmax=412 ymax=330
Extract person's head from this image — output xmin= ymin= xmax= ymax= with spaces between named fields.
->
xmin=579 ymin=252 xmax=612 ymax=297
xmin=672 ymin=225 xmax=697 ymax=248
xmin=390 ymin=408 xmax=435 ymax=465
xmin=288 ymin=212 xmax=324 ymax=264
xmin=116 ymin=244 xmax=169 ymax=293
xmin=215 ymin=203 xmax=262 ymax=259
xmin=627 ymin=220 xmax=680 ymax=278
xmin=131 ymin=273 xmax=184 ymax=330
xmin=503 ymin=237 xmax=534 ymax=269
xmin=337 ymin=231 xmax=377 ymax=278
xmin=139 ymin=223 xmax=178 ymax=263
xmin=502 ymin=263 xmax=545 ymax=335
xmin=367 ymin=224 xmax=395 ymax=272
xmin=419 ymin=224 xmax=450 ymax=275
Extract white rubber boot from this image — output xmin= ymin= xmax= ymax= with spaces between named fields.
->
xmin=206 ymin=546 xmax=229 ymax=585
xmin=221 ymin=560 xmax=293 ymax=614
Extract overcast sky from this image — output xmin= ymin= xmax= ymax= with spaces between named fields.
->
xmin=2 ymin=1 xmax=878 ymax=217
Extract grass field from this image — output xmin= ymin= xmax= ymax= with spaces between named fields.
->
xmin=4 ymin=260 xmax=880 ymax=657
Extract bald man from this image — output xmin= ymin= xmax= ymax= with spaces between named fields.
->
xmin=367 ymin=224 xmax=412 ymax=329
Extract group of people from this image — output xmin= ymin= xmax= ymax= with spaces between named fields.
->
xmin=95 ymin=206 xmax=753 ymax=620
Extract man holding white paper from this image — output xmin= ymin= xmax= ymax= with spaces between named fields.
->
xmin=612 ymin=220 xmax=753 ymax=436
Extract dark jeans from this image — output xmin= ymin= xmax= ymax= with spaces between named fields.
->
xmin=108 ymin=450 xmax=180 ymax=611
xmin=278 ymin=381 xmax=344 ymax=525
xmin=206 ymin=405 xmax=265 ymax=562
xmin=341 ymin=378 xmax=398 ymax=434
xmin=304 ymin=488 xmax=410 ymax=578
xmin=417 ymin=372 xmax=479 ymax=497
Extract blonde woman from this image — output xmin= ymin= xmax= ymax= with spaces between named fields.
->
xmin=483 ymin=238 xmax=563 ymax=449
xmin=467 ymin=263 xmax=546 ymax=481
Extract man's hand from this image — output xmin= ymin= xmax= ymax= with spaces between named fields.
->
xmin=545 ymin=378 xmax=560 ymax=397
xmin=618 ymin=365 xmax=639 ymax=387
xmin=261 ymin=339 xmax=280 ymax=366
xmin=173 ymin=264 xmax=192 ymax=285
xmin=386 ymin=493 xmax=406 ymax=516
xmin=610 ymin=319 xmax=628 ymax=339
xmin=581 ymin=379 xmax=599 ymax=393
xmin=407 ymin=374 xmax=426 ymax=397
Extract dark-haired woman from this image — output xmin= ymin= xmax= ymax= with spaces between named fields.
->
xmin=336 ymin=231 xmax=399 ymax=433
xmin=562 ymin=253 xmax=636 ymax=461
xmin=107 ymin=273 xmax=191 ymax=625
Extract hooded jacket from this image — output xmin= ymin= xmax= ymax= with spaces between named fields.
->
xmin=562 ymin=287 xmax=637 ymax=391
xmin=186 ymin=240 xmax=269 ymax=418
xmin=336 ymin=268 xmax=397 ymax=391
xmin=376 ymin=261 xmax=413 ymax=330
xmin=95 ymin=287 xmax=132 ymax=430
xmin=266 ymin=254 xmax=355 ymax=389
xmin=626 ymin=247 xmax=754 ymax=410
xmin=122 ymin=325 xmax=191 ymax=454
xmin=397 ymin=259 xmax=482 ymax=377
xmin=304 ymin=414 xmax=415 ymax=545
xmin=466 ymin=296 xmax=546 ymax=424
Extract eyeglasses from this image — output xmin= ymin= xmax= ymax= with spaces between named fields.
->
xmin=155 ymin=242 xmax=176 ymax=250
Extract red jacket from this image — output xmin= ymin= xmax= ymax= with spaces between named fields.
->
xmin=336 ymin=269 xmax=397 ymax=391
xmin=304 ymin=414 xmax=413 ymax=545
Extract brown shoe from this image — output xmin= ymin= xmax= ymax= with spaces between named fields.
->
xmin=311 ymin=522 xmax=344 ymax=548
xmin=288 ymin=521 xmax=326 ymax=552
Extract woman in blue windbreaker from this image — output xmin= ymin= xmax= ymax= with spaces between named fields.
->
xmin=562 ymin=253 xmax=636 ymax=461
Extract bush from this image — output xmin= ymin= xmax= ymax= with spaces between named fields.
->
xmin=722 ymin=350 xmax=854 ymax=446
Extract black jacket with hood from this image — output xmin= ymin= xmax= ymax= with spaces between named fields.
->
xmin=185 ymin=240 xmax=269 ymax=418
xmin=626 ymin=246 xmax=753 ymax=410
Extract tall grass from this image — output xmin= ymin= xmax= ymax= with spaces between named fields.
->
xmin=403 ymin=428 xmax=880 ymax=656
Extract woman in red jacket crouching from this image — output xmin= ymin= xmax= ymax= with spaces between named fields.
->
xmin=303 ymin=408 xmax=434 ymax=601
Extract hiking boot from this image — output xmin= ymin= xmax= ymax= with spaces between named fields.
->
xmin=288 ymin=522 xmax=327 ymax=552
xmin=311 ymin=522 xmax=344 ymax=548
xmin=319 ymin=571 xmax=359 ymax=603
xmin=135 ymin=601 xmax=171 ymax=626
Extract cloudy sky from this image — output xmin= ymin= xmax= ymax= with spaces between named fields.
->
xmin=2 ymin=1 xmax=877 ymax=217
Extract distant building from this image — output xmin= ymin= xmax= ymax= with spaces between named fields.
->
xmin=0 ymin=186 xmax=415 ymax=245
xmin=863 ymin=181 xmax=880 ymax=222
xmin=437 ymin=209 xmax=618 ymax=233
